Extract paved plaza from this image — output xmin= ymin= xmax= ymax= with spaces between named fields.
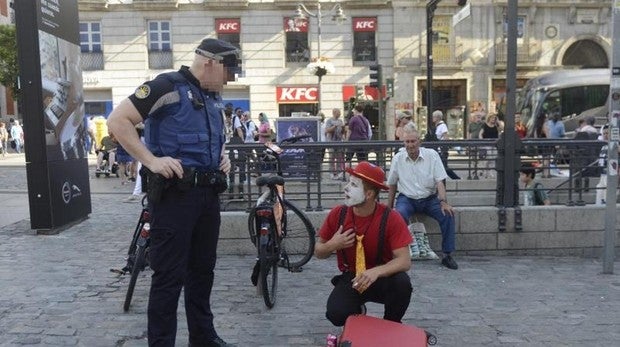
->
xmin=0 ymin=154 xmax=619 ymax=346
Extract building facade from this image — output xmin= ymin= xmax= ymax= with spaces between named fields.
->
xmin=77 ymin=0 xmax=613 ymax=139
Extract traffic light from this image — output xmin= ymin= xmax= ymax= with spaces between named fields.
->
xmin=369 ymin=64 xmax=382 ymax=89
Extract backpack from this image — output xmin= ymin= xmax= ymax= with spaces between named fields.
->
xmin=533 ymin=182 xmax=545 ymax=205
xmin=336 ymin=204 xmax=391 ymax=269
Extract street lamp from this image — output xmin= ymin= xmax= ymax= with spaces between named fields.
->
xmin=294 ymin=2 xmax=346 ymax=115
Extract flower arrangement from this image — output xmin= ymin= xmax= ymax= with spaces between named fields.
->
xmin=306 ymin=56 xmax=335 ymax=77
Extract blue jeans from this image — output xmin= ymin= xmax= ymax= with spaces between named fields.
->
xmin=395 ymin=194 xmax=456 ymax=254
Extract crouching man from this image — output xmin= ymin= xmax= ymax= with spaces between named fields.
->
xmin=315 ymin=161 xmax=413 ymax=326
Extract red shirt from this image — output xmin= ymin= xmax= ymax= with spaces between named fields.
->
xmin=319 ymin=204 xmax=413 ymax=272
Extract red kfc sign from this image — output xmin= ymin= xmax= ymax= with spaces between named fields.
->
xmin=353 ymin=17 xmax=377 ymax=32
xmin=284 ymin=17 xmax=308 ymax=33
xmin=276 ymin=86 xmax=319 ymax=104
xmin=216 ymin=18 xmax=240 ymax=34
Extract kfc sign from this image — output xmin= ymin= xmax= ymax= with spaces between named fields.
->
xmin=353 ymin=17 xmax=377 ymax=32
xmin=216 ymin=18 xmax=240 ymax=34
xmin=284 ymin=17 xmax=308 ymax=33
xmin=276 ymin=86 xmax=319 ymax=104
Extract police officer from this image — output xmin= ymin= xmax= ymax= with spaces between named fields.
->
xmin=107 ymin=38 xmax=239 ymax=347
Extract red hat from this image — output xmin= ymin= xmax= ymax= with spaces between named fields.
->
xmin=345 ymin=161 xmax=389 ymax=191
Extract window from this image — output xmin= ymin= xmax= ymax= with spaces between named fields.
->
xmin=80 ymin=22 xmax=104 ymax=70
xmin=148 ymin=20 xmax=171 ymax=51
xmin=148 ymin=20 xmax=172 ymax=69
xmin=80 ymin=22 xmax=101 ymax=53
xmin=284 ymin=17 xmax=309 ymax=63
xmin=216 ymin=18 xmax=240 ymax=49
xmin=352 ymin=18 xmax=377 ymax=63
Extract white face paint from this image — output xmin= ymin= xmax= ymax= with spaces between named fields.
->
xmin=344 ymin=176 xmax=366 ymax=207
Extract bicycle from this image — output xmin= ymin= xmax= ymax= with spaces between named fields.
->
xmin=248 ymin=135 xmax=316 ymax=308
xmin=113 ymin=195 xmax=151 ymax=312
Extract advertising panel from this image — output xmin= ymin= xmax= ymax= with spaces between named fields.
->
xmin=15 ymin=0 xmax=91 ymax=231
xmin=274 ymin=117 xmax=319 ymax=179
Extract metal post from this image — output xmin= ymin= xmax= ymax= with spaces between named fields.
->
xmin=501 ymin=0 xmax=519 ymax=207
xmin=425 ymin=0 xmax=440 ymax=141
xmin=602 ymin=0 xmax=620 ymax=274
xmin=316 ymin=2 xmax=322 ymax=115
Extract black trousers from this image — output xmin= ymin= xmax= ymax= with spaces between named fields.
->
xmin=147 ymin=186 xmax=221 ymax=347
xmin=326 ymin=271 xmax=412 ymax=327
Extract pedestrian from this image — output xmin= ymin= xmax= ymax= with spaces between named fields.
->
xmin=325 ymin=108 xmax=345 ymax=179
xmin=315 ymin=161 xmax=413 ymax=326
xmin=9 ymin=119 xmax=24 ymax=154
xmin=432 ymin=110 xmax=460 ymax=180
xmin=95 ymin=132 xmax=118 ymax=174
xmin=345 ymin=104 xmax=371 ymax=164
xmin=514 ymin=113 xmax=527 ymax=139
xmin=256 ymin=113 xmax=272 ymax=144
xmin=394 ymin=110 xmax=413 ymax=141
xmin=519 ymin=162 xmax=551 ymax=206
xmin=0 ymin=122 xmax=8 ymax=157
xmin=107 ymin=37 xmax=237 ymax=347
xmin=478 ymin=113 xmax=500 ymax=179
xmin=595 ymin=125 xmax=620 ymax=204
xmin=242 ymin=111 xmax=257 ymax=143
xmin=387 ymin=123 xmax=459 ymax=270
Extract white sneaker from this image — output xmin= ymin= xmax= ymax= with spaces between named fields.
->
xmin=123 ymin=194 xmax=142 ymax=203
xmin=409 ymin=240 xmax=420 ymax=259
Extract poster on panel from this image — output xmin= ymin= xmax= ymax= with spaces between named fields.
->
xmin=15 ymin=0 xmax=91 ymax=230
xmin=274 ymin=117 xmax=319 ymax=179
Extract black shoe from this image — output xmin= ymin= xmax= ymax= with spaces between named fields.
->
xmin=441 ymin=255 xmax=458 ymax=270
xmin=251 ymin=260 xmax=260 ymax=286
xmin=206 ymin=337 xmax=235 ymax=347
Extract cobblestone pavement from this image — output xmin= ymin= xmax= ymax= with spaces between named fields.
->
xmin=1 ymin=162 xmax=620 ymax=346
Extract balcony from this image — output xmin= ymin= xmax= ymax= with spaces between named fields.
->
xmin=81 ymin=51 xmax=104 ymax=71
xmin=495 ymin=41 xmax=539 ymax=66
xmin=420 ymin=43 xmax=463 ymax=67
xmin=148 ymin=50 xmax=173 ymax=70
xmin=353 ymin=47 xmax=377 ymax=66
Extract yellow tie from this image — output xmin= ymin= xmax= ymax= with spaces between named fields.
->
xmin=355 ymin=234 xmax=366 ymax=276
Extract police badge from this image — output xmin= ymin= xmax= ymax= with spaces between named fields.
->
xmin=134 ymin=85 xmax=150 ymax=99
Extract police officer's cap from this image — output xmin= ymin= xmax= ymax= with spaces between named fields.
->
xmin=195 ymin=38 xmax=240 ymax=68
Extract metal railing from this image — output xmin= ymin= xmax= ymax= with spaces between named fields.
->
xmin=495 ymin=41 xmax=539 ymax=64
xmin=148 ymin=50 xmax=173 ymax=70
xmin=221 ymin=138 xmax=610 ymax=211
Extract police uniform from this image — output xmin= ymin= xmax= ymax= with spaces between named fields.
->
xmin=128 ymin=38 xmax=237 ymax=347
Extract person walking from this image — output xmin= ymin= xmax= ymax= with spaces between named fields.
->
xmin=387 ymin=123 xmax=459 ymax=270
xmin=325 ymin=108 xmax=345 ymax=179
xmin=0 ymin=122 xmax=8 ymax=157
xmin=478 ymin=113 xmax=500 ymax=178
xmin=107 ymin=37 xmax=237 ymax=347
xmin=394 ymin=110 xmax=413 ymax=141
xmin=432 ymin=110 xmax=460 ymax=180
xmin=9 ymin=119 xmax=24 ymax=154
xmin=315 ymin=161 xmax=413 ymax=326
xmin=345 ymin=104 xmax=371 ymax=164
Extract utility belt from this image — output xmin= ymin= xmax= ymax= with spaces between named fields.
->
xmin=140 ymin=166 xmax=228 ymax=203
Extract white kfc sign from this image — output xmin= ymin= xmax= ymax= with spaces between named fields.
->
xmin=215 ymin=18 xmax=240 ymax=34
xmin=353 ymin=17 xmax=377 ymax=32
xmin=276 ymin=86 xmax=319 ymax=103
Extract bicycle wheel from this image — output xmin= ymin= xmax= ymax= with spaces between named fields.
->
xmin=259 ymin=240 xmax=278 ymax=308
xmin=124 ymin=244 xmax=146 ymax=312
xmin=248 ymin=207 xmax=257 ymax=246
xmin=280 ymin=199 xmax=315 ymax=270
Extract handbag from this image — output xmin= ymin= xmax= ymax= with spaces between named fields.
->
xmin=10 ymin=139 xmax=16 ymax=149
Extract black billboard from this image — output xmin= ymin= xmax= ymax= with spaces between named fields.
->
xmin=15 ymin=0 xmax=91 ymax=231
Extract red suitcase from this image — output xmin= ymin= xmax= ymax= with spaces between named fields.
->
xmin=338 ymin=315 xmax=436 ymax=347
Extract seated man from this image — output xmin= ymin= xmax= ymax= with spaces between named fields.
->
xmin=315 ymin=161 xmax=413 ymax=327
xmin=96 ymin=132 xmax=118 ymax=173
xmin=387 ymin=123 xmax=458 ymax=270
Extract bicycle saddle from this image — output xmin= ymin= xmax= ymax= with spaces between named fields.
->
xmin=256 ymin=175 xmax=285 ymax=187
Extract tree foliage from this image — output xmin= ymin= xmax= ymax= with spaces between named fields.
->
xmin=0 ymin=25 xmax=19 ymax=100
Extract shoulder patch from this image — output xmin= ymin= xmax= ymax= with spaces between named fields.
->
xmin=134 ymin=85 xmax=151 ymax=99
